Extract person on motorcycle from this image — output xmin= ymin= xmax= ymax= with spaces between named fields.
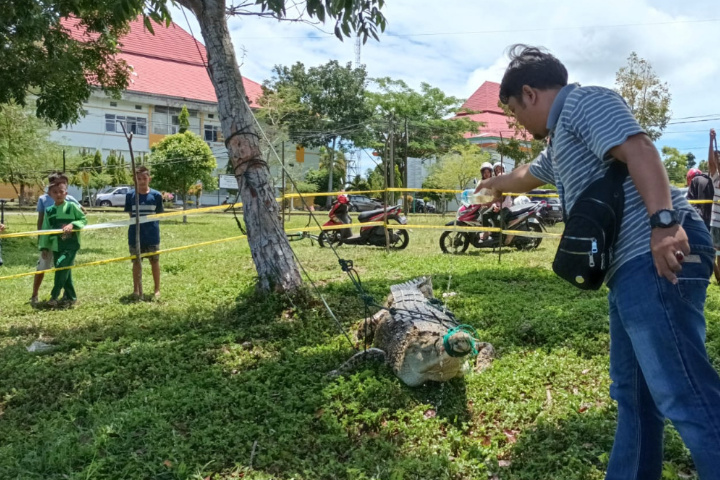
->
xmin=480 ymin=162 xmax=493 ymax=180
xmin=493 ymin=162 xmax=514 ymax=209
xmin=330 ymin=194 xmax=352 ymax=238
xmin=478 ymin=162 xmax=501 ymax=242
xmin=493 ymin=162 xmax=506 ymax=176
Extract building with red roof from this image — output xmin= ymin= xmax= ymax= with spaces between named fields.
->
xmin=55 ymin=18 xmax=262 ymax=157
xmin=51 ymin=18 xmax=321 ymax=205
xmin=453 ymin=80 xmax=533 ymax=171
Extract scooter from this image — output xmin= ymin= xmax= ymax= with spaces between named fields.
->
xmin=439 ymin=201 xmax=547 ymax=254
xmin=319 ymin=199 xmax=410 ymax=249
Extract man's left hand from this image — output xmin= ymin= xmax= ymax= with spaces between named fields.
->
xmin=651 ymin=225 xmax=690 ymax=284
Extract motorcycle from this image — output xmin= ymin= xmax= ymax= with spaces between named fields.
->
xmin=439 ymin=200 xmax=547 ymax=254
xmin=318 ymin=198 xmax=410 ymax=249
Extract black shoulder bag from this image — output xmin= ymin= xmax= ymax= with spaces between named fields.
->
xmin=552 ymin=161 xmax=628 ymax=290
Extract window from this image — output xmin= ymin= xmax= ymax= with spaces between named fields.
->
xmin=110 ymin=101 xmax=117 ymax=107
xmin=204 ymin=124 xmax=223 ymax=142
xmin=207 ymin=114 xmax=214 ymax=119
xmin=135 ymin=105 xmax=142 ymax=110
xmin=104 ymin=114 xmax=147 ymax=135
xmin=153 ymin=106 xmax=198 ymax=135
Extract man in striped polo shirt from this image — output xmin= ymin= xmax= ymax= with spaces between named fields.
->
xmin=477 ymin=45 xmax=720 ymax=479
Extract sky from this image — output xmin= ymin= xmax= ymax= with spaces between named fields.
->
xmin=172 ymin=0 xmax=720 ymax=175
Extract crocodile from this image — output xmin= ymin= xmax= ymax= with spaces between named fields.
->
xmin=331 ymin=277 xmax=494 ymax=387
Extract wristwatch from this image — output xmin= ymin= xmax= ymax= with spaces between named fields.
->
xmin=649 ymin=209 xmax=679 ymax=229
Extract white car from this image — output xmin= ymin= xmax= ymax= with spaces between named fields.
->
xmin=95 ymin=185 xmax=132 ymax=207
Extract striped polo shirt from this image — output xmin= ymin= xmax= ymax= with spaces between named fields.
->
xmin=529 ymin=83 xmax=695 ymax=281
xmin=710 ymin=172 xmax=720 ymax=228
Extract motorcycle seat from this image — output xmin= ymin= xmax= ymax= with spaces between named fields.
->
xmin=358 ymin=207 xmax=391 ymax=221
xmin=500 ymin=202 xmax=538 ymax=220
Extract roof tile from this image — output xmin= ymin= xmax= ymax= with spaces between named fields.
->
xmin=60 ymin=17 xmax=261 ymax=107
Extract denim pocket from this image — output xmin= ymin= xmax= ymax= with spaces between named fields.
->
xmin=676 ymin=246 xmax=713 ymax=307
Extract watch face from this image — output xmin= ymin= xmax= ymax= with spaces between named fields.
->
xmin=659 ymin=211 xmax=673 ymax=224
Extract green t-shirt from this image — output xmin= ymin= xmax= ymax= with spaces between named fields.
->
xmin=38 ymin=201 xmax=87 ymax=252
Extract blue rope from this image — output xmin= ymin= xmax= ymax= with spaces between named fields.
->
xmin=442 ymin=324 xmax=480 ymax=358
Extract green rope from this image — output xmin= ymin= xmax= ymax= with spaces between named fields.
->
xmin=443 ymin=324 xmax=480 ymax=358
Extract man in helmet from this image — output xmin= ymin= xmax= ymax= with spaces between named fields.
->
xmin=686 ymin=167 xmax=713 ymax=229
xmin=493 ymin=162 xmax=505 ymax=176
xmin=493 ymin=161 xmax=514 ymax=209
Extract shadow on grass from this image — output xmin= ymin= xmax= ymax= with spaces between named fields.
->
xmin=0 ymin=265 xmax=634 ymax=479
xmin=0 ymin=284 xmax=478 ymax=479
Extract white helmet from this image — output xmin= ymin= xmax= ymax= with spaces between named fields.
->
xmin=493 ymin=162 xmax=503 ymax=169
xmin=481 ymin=162 xmax=493 ymax=172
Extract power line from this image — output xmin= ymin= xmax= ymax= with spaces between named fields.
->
xmin=232 ymin=18 xmax=720 ymax=40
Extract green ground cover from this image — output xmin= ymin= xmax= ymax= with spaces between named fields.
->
xmin=0 ymin=210 xmax=717 ymax=479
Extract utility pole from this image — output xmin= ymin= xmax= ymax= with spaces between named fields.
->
xmin=383 ymin=134 xmax=390 ymax=252
xmin=62 ymin=149 xmax=66 ymax=173
xmin=326 ymin=137 xmax=337 ymax=209
xmin=388 ymin=116 xmax=395 ymax=205
xmin=281 ymin=141 xmax=286 ymax=227
xmin=403 ymin=118 xmax=409 ymax=215
xmin=354 ymin=35 xmax=361 ymax=68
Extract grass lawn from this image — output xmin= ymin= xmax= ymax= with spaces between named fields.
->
xmin=0 ymin=209 xmax=718 ymax=479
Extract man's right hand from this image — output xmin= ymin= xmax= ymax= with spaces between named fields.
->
xmin=711 ymin=129 xmax=716 ymax=141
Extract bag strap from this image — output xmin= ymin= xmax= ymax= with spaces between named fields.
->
xmin=604 ymin=159 xmax=629 ymax=183
xmin=560 ymin=160 xmax=628 ymax=223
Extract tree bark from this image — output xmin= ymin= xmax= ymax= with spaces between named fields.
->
xmin=179 ymin=0 xmax=303 ymax=293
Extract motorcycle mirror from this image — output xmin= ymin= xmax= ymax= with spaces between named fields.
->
xmin=472 ymin=178 xmax=478 ymax=185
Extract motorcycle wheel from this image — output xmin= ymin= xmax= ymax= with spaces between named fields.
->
xmin=386 ymin=220 xmax=410 ymax=250
xmin=318 ymin=231 xmax=341 ymax=248
xmin=514 ymin=222 xmax=543 ymax=250
xmin=440 ymin=230 xmax=470 ymax=254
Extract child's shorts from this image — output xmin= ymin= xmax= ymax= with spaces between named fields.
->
xmin=129 ymin=244 xmax=160 ymax=263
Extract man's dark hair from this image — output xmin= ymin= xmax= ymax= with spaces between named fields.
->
xmin=47 ymin=171 xmax=69 ymax=186
xmin=499 ymin=44 xmax=568 ymax=104
xmin=135 ymin=165 xmax=150 ymax=176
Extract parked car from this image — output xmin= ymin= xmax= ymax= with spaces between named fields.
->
xmin=95 ymin=185 xmax=132 ymax=207
xmin=397 ymin=198 xmax=435 ymax=213
xmin=348 ymin=194 xmax=383 ymax=212
xmin=527 ymin=189 xmax=563 ymax=226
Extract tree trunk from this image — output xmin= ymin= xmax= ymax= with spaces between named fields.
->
xmin=179 ymin=0 xmax=302 ymax=293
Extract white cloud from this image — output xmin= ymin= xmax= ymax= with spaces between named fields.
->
xmin=172 ymin=0 xmax=720 ymax=161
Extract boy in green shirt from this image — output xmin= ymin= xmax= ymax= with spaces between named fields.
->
xmin=38 ymin=181 xmax=87 ymax=306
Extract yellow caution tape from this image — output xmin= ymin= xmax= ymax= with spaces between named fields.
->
xmin=282 ymin=190 xmax=386 ymax=199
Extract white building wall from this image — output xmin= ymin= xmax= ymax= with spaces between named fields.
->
xmin=52 ymin=91 xmax=325 ymax=206
xmin=51 ymin=95 xmax=152 ymax=158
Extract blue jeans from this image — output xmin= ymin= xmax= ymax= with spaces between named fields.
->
xmin=606 ymin=216 xmax=720 ymax=479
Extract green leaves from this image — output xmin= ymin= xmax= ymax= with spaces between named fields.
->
xmin=0 ymin=0 xmax=171 ymax=127
xmin=614 ymin=52 xmax=672 ymax=142
xmin=149 ymin=131 xmax=218 ymax=202
xmin=263 ymin=60 xmax=372 ymax=149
